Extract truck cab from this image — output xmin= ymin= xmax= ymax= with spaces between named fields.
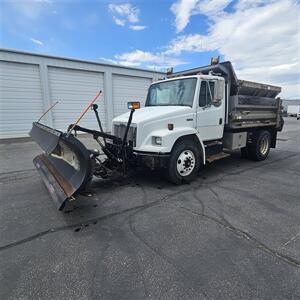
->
xmin=112 ymin=75 xmax=225 ymax=152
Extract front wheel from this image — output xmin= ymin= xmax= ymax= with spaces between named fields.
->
xmin=166 ymin=139 xmax=201 ymax=184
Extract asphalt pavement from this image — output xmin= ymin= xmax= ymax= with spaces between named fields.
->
xmin=0 ymin=118 xmax=299 ymax=299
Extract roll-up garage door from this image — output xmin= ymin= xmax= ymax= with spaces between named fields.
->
xmin=112 ymin=74 xmax=152 ymax=117
xmin=48 ymin=67 xmax=105 ymax=131
xmin=0 ymin=61 xmax=43 ymax=138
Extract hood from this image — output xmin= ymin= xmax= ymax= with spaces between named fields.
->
xmin=112 ymin=106 xmax=192 ymax=125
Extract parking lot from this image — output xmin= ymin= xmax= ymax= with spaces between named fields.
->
xmin=0 ymin=118 xmax=299 ymax=299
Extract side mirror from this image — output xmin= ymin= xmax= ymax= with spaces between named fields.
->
xmin=213 ymin=81 xmax=224 ymax=107
xmin=127 ymin=101 xmax=141 ymax=110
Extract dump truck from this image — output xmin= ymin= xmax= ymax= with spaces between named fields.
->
xmin=30 ymin=60 xmax=284 ymax=210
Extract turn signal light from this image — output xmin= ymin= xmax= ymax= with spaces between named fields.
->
xmin=128 ymin=102 xmax=141 ymax=110
xmin=168 ymin=123 xmax=174 ymax=130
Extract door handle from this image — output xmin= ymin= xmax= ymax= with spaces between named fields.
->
xmin=219 ymin=118 xmax=223 ymax=125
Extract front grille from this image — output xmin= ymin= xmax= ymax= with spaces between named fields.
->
xmin=114 ymin=124 xmax=137 ymax=147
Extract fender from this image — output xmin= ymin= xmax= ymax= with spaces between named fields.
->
xmin=195 ymin=132 xmax=206 ymax=164
xmin=172 ymin=130 xmax=206 ymax=165
xmin=136 ymin=127 xmax=206 ymax=164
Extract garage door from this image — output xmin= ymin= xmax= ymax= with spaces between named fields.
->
xmin=48 ymin=67 xmax=106 ymax=131
xmin=112 ymin=74 xmax=152 ymax=117
xmin=0 ymin=61 xmax=43 ymax=138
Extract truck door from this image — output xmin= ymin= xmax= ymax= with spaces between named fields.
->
xmin=196 ymin=79 xmax=225 ymax=141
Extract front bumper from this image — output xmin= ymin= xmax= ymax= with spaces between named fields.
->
xmin=134 ymin=150 xmax=170 ymax=170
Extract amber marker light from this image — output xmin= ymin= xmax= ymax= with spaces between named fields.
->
xmin=168 ymin=123 xmax=174 ymax=130
xmin=127 ymin=102 xmax=141 ymax=110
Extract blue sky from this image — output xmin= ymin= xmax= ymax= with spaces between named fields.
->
xmin=0 ymin=0 xmax=299 ymax=98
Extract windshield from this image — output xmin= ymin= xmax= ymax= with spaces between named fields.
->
xmin=146 ymin=78 xmax=197 ymax=107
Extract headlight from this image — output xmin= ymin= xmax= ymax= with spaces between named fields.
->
xmin=153 ymin=136 xmax=162 ymax=145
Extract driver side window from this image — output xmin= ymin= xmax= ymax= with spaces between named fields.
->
xmin=199 ymin=81 xmax=215 ymax=107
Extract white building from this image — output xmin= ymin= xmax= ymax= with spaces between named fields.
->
xmin=281 ymin=99 xmax=300 ymax=113
xmin=0 ymin=49 xmax=165 ymax=139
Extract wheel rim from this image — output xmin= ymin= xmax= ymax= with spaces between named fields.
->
xmin=259 ymin=135 xmax=269 ymax=156
xmin=177 ymin=150 xmax=195 ymax=176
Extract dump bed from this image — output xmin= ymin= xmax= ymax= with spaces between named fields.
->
xmin=170 ymin=61 xmax=282 ymax=130
xmin=236 ymin=79 xmax=281 ymax=98
xmin=228 ymin=94 xmax=281 ymax=129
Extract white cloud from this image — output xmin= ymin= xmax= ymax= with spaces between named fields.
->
xmin=109 ymin=0 xmax=299 ymax=97
xmin=116 ymin=50 xmax=158 ymax=62
xmin=198 ymin=0 xmax=232 ymax=17
xmin=166 ymin=34 xmax=208 ymax=54
xmin=30 ymin=38 xmax=44 ymax=45
xmin=168 ymin=0 xmax=300 ymax=98
xmin=114 ymin=49 xmax=187 ymax=69
xmin=129 ymin=25 xmax=147 ymax=31
xmin=109 ymin=3 xmax=147 ymax=30
xmin=171 ymin=0 xmax=198 ymax=33
xmin=234 ymin=0 xmax=271 ymax=11
xmin=113 ymin=17 xmax=125 ymax=27
xmin=109 ymin=3 xmax=139 ymax=26
xmin=97 ymin=57 xmax=118 ymax=64
xmin=171 ymin=0 xmax=231 ymax=32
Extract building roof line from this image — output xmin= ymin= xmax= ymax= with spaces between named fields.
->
xmin=0 ymin=48 xmax=165 ymax=75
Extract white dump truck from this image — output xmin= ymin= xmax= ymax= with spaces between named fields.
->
xmin=30 ymin=60 xmax=284 ymax=210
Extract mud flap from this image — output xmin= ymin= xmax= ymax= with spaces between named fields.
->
xmin=30 ymin=122 xmax=93 ymax=210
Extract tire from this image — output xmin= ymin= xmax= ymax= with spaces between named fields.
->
xmin=166 ymin=139 xmax=201 ymax=184
xmin=248 ymin=130 xmax=271 ymax=161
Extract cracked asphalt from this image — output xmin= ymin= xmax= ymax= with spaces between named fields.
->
xmin=0 ymin=118 xmax=299 ymax=299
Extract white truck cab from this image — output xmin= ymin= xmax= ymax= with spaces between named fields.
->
xmin=113 ymin=75 xmax=224 ymax=152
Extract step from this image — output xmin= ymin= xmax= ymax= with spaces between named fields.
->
xmin=204 ymin=140 xmax=223 ymax=148
xmin=206 ymin=152 xmax=230 ymax=163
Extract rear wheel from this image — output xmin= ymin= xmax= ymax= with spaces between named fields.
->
xmin=166 ymin=139 xmax=201 ymax=184
xmin=248 ymin=130 xmax=271 ymax=161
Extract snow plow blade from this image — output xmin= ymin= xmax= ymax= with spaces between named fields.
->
xmin=30 ymin=122 xmax=93 ymax=210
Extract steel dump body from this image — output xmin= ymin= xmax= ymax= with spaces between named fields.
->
xmin=170 ymin=61 xmax=282 ymax=130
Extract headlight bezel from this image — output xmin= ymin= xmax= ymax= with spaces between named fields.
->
xmin=153 ymin=136 xmax=162 ymax=145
